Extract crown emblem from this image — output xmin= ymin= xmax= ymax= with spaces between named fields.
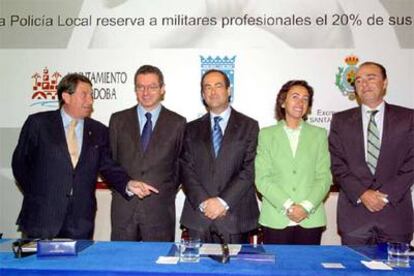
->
xmin=335 ymin=55 xmax=360 ymax=101
xmin=345 ymin=55 xmax=359 ymax=66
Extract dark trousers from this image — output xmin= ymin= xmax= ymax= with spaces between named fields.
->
xmin=111 ymin=223 xmax=175 ymax=242
xmin=24 ymin=197 xmax=93 ymax=240
xmin=262 ymin=225 xmax=324 ymax=245
xmin=341 ymin=225 xmax=413 ymax=245
xmin=187 ymin=226 xmax=249 ymax=244
xmin=57 ymin=197 xmax=93 ymax=240
xmin=111 ymin=204 xmax=174 ymax=242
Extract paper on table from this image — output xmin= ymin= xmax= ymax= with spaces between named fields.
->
xmin=321 ymin=262 xmax=345 ymax=269
xmin=156 ymin=256 xmax=179 ymax=264
xmin=361 ymin=260 xmax=393 ymax=270
xmin=200 ymin=244 xmax=241 ymax=256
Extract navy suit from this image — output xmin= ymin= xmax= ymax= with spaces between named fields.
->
xmin=329 ymin=103 xmax=414 ymax=244
xmin=180 ymin=108 xmax=260 ymax=240
xmin=12 ymin=110 xmax=131 ymax=239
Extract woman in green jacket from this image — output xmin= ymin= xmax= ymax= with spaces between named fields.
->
xmin=255 ymin=80 xmax=332 ymax=244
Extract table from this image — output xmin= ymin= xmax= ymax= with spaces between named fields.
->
xmin=0 ymin=240 xmax=413 ymax=275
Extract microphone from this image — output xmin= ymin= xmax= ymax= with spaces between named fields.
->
xmin=12 ymin=239 xmax=38 ymax=258
xmin=209 ymin=230 xmax=230 ymax=264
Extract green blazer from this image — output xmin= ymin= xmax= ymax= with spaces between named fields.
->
xmin=255 ymin=121 xmax=332 ymax=229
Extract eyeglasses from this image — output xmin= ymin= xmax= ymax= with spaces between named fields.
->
xmin=136 ymin=85 xmax=160 ymax=93
xmin=203 ymin=83 xmax=225 ymax=93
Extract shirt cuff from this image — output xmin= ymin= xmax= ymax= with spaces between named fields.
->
xmin=283 ymin=199 xmax=294 ymax=214
xmin=217 ymin=197 xmax=230 ymax=210
xmin=299 ymin=200 xmax=314 ymax=213
xmin=199 ymin=201 xmax=206 ymax=212
xmin=126 ymin=186 xmax=134 ymax=197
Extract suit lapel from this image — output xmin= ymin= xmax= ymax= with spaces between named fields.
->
xmin=217 ymin=109 xmax=239 ymax=160
xmin=52 ymin=110 xmax=77 ymax=169
xmin=375 ymin=103 xmax=391 ymax=174
xmin=294 ymin=122 xmax=309 ymax=161
xmin=142 ymin=106 xmax=175 ymax=156
xmin=352 ymin=107 xmax=372 ymax=174
xmin=146 ymin=106 xmax=167 ymax=154
xmin=199 ymin=113 xmax=215 ymax=161
xmin=125 ymin=106 xmax=142 ymax=155
xmin=274 ymin=122 xmax=294 ymax=161
xmin=77 ymin=118 xmax=92 ymax=168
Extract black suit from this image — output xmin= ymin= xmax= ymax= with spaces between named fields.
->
xmin=180 ymin=108 xmax=259 ymax=242
xmin=109 ymin=105 xmax=186 ymax=241
xmin=12 ymin=110 xmax=131 ymax=239
xmin=329 ymin=103 xmax=414 ymax=244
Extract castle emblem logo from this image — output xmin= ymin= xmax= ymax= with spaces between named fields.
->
xmin=335 ymin=55 xmax=360 ymax=101
xmin=200 ymin=55 xmax=236 ymax=101
xmin=31 ymin=67 xmax=61 ymax=107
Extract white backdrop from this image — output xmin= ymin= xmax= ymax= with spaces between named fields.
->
xmin=0 ymin=0 xmax=413 ymax=244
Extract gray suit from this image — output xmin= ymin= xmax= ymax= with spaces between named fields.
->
xmin=109 ymin=105 xmax=186 ymax=241
xmin=180 ymin=108 xmax=260 ymax=242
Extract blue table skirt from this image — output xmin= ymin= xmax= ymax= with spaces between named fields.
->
xmin=0 ymin=240 xmax=413 ymax=275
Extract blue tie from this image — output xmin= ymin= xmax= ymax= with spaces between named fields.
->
xmin=141 ymin=112 xmax=152 ymax=152
xmin=212 ymin=116 xmax=223 ymax=157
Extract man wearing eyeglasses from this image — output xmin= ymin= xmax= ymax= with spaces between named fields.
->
xmin=180 ymin=69 xmax=259 ymax=243
xmin=109 ymin=65 xmax=186 ymax=242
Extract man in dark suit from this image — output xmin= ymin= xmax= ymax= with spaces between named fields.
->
xmin=180 ymin=69 xmax=259 ymax=244
xmin=12 ymin=73 xmax=143 ymax=240
xmin=109 ymin=65 xmax=186 ymax=242
xmin=329 ymin=61 xmax=414 ymax=245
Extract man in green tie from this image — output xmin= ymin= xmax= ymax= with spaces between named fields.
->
xmin=329 ymin=62 xmax=414 ymax=245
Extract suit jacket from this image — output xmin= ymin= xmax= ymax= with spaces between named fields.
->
xmin=329 ymin=103 xmax=414 ymax=235
xmin=12 ymin=110 xmax=131 ymax=239
xmin=180 ymin=108 xmax=260 ymax=234
xmin=109 ymin=105 xmax=186 ymax=231
xmin=255 ymin=121 xmax=332 ymax=229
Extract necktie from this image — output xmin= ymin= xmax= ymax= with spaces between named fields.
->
xmin=367 ymin=110 xmax=380 ymax=174
xmin=212 ymin=116 xmax=223 ymax=157
xmin=67 ymin=119 xmax=79 ymax=167
xmin=141 ymin=112 xmax=152 ymax=152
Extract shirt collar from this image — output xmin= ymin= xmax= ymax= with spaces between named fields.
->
xmin=137 ymin=103 xmax=162 ymax=118
xmin=282 ymin=119 xmax=303 ymax=132
xmin=60 ymin=108 xmax=84 ymax=128
xmin=210 ymin=105 xmax=231 ymax=122
xmin=361 ymin=101 xmax=385 ymax=117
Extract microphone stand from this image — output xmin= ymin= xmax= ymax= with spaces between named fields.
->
xmin=209 ymin=230 xmax=230 ymax=264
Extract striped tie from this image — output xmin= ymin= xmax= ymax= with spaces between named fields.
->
xmin=212 ymin=116 xmax=223 ymax=157
xmin=367 ymin=110 xmax=380 ymax=174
